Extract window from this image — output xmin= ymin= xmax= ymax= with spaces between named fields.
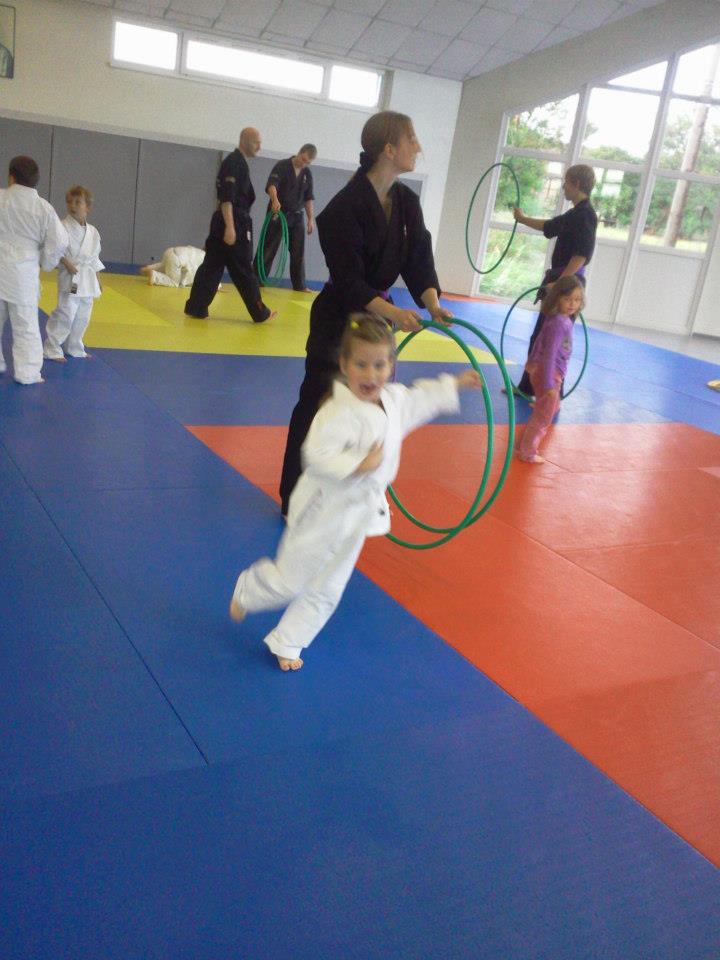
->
xmin=673 ymin=43 xmax=720 ymax=99
xmin=113 ymin=21 xmax=178 ymax=71
xmin=185 ymin=39 xmax=323 ymax=95
xmin=608 ymin=61 xmax=666 ymax=92
xmin=505 ymin=95 xmax=578 ymax=151
xmin=493 ymin=158 xmax=563 ymax=223
xmin=328 ymin=65 xmax=382 ymax=108
xmin=659 ymin=99 xmax=720 ymax=177
xmin=642 ymin=178 xmax=720 ymax=252
xmin=592 ymin=167 xmax=641 ymax=242
xmin=581 ymin=88 xmax=659 ymax=164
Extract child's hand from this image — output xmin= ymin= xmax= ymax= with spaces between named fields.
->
xmin=356 ymin=442 xmax=384 ymax=474
xmin=457 ymin=370 xmax=482 ymax=390
xmin=63 ymin=258 xmax=79 ymax=275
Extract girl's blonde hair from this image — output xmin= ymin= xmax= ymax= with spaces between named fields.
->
xmin=359 ymin=111 xmax=414 ymax=172
xmin=66 ymin=185 xmax=93 ymax=205
xmin=339 ymin=312 xmax=396 ymax=362
xmin=541 ymin=275 xmax=585 ymax=316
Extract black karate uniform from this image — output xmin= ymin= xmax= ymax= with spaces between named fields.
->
xmin=279 ymin=169 xmax=440 ymax=513
xmin=259 ymin=158 xmax=314 ymax=291
xmin=518 ymin=198 xmax=597 ymax=395
xmin=185 ymin=149 xmax=270 ymax=324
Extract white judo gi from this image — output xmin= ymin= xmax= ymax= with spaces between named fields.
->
xmin=44 ymin=216 xmax=104 ymax=360
xmin=233 ymin=373 xmax=460 ymax=661
xmin=145 ymin=246 xmax=205 ymax=287
xmin=0 ymin=184 xmax=68 ymax=383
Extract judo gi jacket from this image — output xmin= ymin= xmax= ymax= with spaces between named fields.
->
xmin=0 ymin=184 xmax=67 ymax=304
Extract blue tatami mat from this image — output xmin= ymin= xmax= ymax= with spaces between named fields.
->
xmin=0 ymin=446 xmax=203 ymax=802
xmin=2 ymin=717 xmax=719 ymax=960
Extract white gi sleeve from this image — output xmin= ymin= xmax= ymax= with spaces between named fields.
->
xmin=392 ymin=373 xmax=460 ymax=437
xmin=302 ymin=406 xmax=368 ymax=482
xmin=39 ymin=208 xmax=69 ymax=271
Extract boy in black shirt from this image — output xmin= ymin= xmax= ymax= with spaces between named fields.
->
xmin=512 ymin=164 xmax=597 ymax=396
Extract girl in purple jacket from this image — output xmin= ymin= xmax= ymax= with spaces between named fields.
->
xmin=517 ymin=276 xmax=584 ymax=463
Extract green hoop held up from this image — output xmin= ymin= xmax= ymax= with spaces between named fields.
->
xmin=499 ymin=286 xmax=589 ymax=400
xmin=255 ymin=211 xmax=290 ymax=286
xmin=465 ymin=162 xmax=520 ymax=276
xmin=386 ymin=318 xmax=516 ymax=551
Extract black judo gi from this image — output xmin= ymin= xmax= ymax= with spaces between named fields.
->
xmin=259 ymin=158 xmax=314 ymax=291
xmin=279 ymin=169 xmax=440 ymax=512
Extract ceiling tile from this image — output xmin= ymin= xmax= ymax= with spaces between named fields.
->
xmin=216 ymin=0 xmax=281 ymax=34
xmin=353 ymin=19 xmax=411 ymax=57
xmin=524 ymin=0 xmax=577 ymax=25
xmin=485 ymin=0 xmax=535 ymax=11
xmin=418 ymin=1 xmax=477 ymax=38
xmin=389 ymin=29 xmax=451 ymax=68
xmin=496 ymin=16 xmax=552 ymax=52
xmin=334 ymin=0 xmax=386 ymax=13
xmin=462 ymin=7 xmax=517 ymax=45
xmin=310 ymin=9 xmax=372 ymax=47
xmin=533 ymin=24 xmax=581 ymax=50
xmin=168 ymin=0 xmax=226 ymax=16
xmin=265 ymin=0 xmax=329 ymax=40
xmin=304 ymin=39 xmax=351 ymax=56
xmin=562 ymin=0 xmax=621 ymax=32
xmin=431 ymin=37 xmax=487 ymax=75
xmin=468 ymin=45 xmax=521 ymax=75
xmin=377 ymin=0 xmax=437 ymax=28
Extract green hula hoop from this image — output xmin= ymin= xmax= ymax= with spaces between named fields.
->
xmin=499 ymin=286 xmax=589 ymax=400
xmin=386 ymin=318 xmax=516 ymax=550
xmin=255 ymin=211 xmax=290 ymax=285
xmin=465 ymin=162 xmax=520 ymax=275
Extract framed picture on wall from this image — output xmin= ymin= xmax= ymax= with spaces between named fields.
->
xmin=0 ymin=4 xmax=15 ymax=79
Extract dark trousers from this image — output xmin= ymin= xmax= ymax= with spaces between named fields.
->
xmin=261 ymin=212 xmax=306 ymax=290
xmin=279 ymin=354 xmax=337 ymax=514
xmin=186 ymin=221 xmax=269 ymax=323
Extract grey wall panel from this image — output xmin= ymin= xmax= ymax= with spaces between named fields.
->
xmin=0 ymin=116 xmax=53 ymax=198
xmin=49 ymin=127 xmax=140 ymax=262
xmin=133 ymin=140 xmax=221 ymax=265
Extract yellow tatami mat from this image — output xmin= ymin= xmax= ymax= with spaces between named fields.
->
xmin=39 ymin=272 xmax=501 ymax=363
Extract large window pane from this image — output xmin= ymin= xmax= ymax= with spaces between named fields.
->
xmin=659 ymin=99 xmax=720 ymax=177
xmin=328 ymin=65 xmax=381 ymax=107
xmin=582 ymin=88 xmax=659 ymax=164
xmin=641 ymin=178 xmax=720 ymax=252
xmin=478 ymin=230 xmax=547 ymax=299
xmin=592 ymin=166 xmax=641 ymax=242
xmin=673 ymin=43 xmax=720 ymax=99
xmin=185 ymin=40 xmax=323 ymax=94
xmin=492 ymin=158 xmax=563 ymax=223
xmin=113 ymin=21 xmax=178 ymax=71
xmin=505 ymin=95 xmax=578 ymax=151
xmin=608 ymin=61 xmax=667 ymax=92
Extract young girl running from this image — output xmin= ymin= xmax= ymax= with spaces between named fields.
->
xmin=516 ymin=275 xmax=584 ymax=464
xmin=230 ymin=313 xmax=481 ymax=671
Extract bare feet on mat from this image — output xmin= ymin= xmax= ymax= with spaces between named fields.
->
xmin=229 ymin=597 xmax=246 ymax=622
xmin=45 ymin=355 xmax=67 ymax=363
xmin=518 ymin=454 xmax=545 ymax=463
xmin=277 ymin=656 xmax=303 ymax=671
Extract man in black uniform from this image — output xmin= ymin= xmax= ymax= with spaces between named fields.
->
xmin=185 ymin=127 xmax=275 ymax=324
xmin=512 ymin=164 xmax=597 ymax=396
xmin=258 ymin=144 xmax=316 ymax=292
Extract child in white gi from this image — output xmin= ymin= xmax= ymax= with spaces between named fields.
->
xmin=139 ymin=246 xmax=206 ymax=287
xmin=0 ymin=155 xmax=68 ymax=384
xmin=516 ymin=276 xmax=584 ymax=463
xmin=230 ymin=312 xmax=481 ymax=671
xmin=43 ymin=185 xmax=103 ymax=362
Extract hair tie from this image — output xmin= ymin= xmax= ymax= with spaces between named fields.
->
xmin=359 ymin=150 xmax=373 ymax=172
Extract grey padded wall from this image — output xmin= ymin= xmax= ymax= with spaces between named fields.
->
xmin=49 ymin=127 xmax=140 ymax=262
xmin=133 ymin=140 xmax=222 ymax=265
xmin=0 ymin=116 xmax=53 ymax=198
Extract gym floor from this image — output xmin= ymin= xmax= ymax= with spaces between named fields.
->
xmin=2 ymin=270 xmax=719 ymax=959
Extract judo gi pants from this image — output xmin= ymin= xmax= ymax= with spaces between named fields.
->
xmin=44 ymin=294 xmax=93 ymax=359
xmin=233 ymin=518 xmax=366 ymax=661
xmin=279 ymin=354 xmax=338 ymax=514
xmin=260 ymin=212 xmax=306 ymax=290
xmin=0 ymin=299 xmax=44 ymax=384
xmin=517 ymin=375 xmax=562 ymax=461
xmin=185 ymin=233 xmax=270 ymax=323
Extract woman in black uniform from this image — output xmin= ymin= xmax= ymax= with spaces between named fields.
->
xmin=279 ymin=111 xmax=451 ymax=514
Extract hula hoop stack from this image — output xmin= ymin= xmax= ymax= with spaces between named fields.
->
xmin=255 ymin=211 xmax=290 ymax=286
xmin=388 ymin=319 xmax=515 ymax=550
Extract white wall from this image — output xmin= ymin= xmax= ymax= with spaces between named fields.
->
xmin=435 ymin=0 xmax=720 ymax=337
xmin=0 ymin=0 xmax=461 ymax=244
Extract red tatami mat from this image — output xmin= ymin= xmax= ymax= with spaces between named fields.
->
xmin=188 ymin=422 xmax=720 ymax=865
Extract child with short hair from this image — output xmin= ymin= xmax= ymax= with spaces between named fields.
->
xmin=516 ymin=276 xmax=584 ymax=464
xmin=230 ymin=312 xmax=481 ymax=671
xmin=0 ymin=155 xmax=67 ymax=384
xmin=43 ymin=186 xmax=103 ymax=362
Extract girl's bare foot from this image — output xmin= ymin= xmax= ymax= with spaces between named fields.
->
xmin=277 ymin=656 xmax=303 ymax=671
xmin=229 ymin=597 xmax=246 ymax=622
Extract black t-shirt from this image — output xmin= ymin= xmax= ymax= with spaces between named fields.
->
xmin=543 ymin=198 xmax=597 ymax=270
xmin=265 ymin=158 xmax=314 ymax=214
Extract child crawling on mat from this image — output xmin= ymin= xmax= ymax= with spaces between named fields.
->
xmin=230 ymin=311 xmax=481 ymax=671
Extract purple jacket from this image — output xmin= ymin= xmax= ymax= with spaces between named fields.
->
xmin=527 ymin=313 xmax=573 ymax=394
